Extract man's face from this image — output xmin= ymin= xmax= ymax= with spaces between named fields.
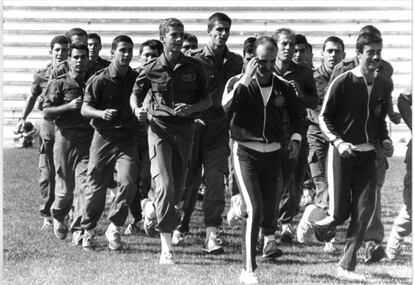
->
xmin=139 ymin=46 xmax=159 ymax=64
xmin=276 ymin=33 xmax=295 ymax=63
xmin=209 ymin=20 xmax=230 ymax=47
xmin=322 ymin=41 xmax=345 ymax=70
xmin=87 ymin=38 xmax=102 ymax=60
xmin=181 ymin=40 xmax=198 ymax=53
xmin=69 ymin=48 xmax=88 ymax=74
xmin=255 ymin=44 xmax=277 ymax=79
xmin=293 ymin=43 xmax=307 ymax=65
xmin=50 ymin=43 xmax=69 ymax=64
xmin=162 ymin=26 xmax=184 ymax=53
xmin=357 ymin=43 xmax=382 ymax=72
xmin=71 ymin=34 xmax=87 ymax=44
xmin=111 ymin=41 xmax=133 ymax=67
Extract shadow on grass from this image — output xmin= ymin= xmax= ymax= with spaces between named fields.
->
xmin=371 ymin=272 xmax=411 ymax=283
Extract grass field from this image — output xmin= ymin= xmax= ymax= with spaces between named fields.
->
xmin=3 ymin=147 xmax=412 ymax=285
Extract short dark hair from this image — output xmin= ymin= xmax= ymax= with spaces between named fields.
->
xmin=295 ymin=34 xmax=308 ymax=45
xmin=65 ymin=28 xmax=87 ymax=42
xmin=322 ymin=36 xmax=345 ymax=51
xmin=243 ymin=36 xmax=257 ymax=56
xmin=139 ymin=39 xmax=164 ymax=55
xmin=50 ymin=35 xmax=69 ymax=50
xmin=111 ymin=35 xmax=134 ymax=50
xmin=306 ymin=43 xmax=313 ymax=53
xmin=207 ymin=12 xmax=232 ymax=32
xmin=273 ymin=28 xmax=295 ymax=44
xmin=183 ymin=33 xmax=198 ymax=44
xmin=88 ymin=33 xmax=102 ymax=45
xmin=359 ymin=25 xmax=381 ymax=37
xmin=356 ymin=32 xmax=382 ymax=53
xmin=253 ymin=36 xmax=277 ymax=54
xmin=159 ymin=18 xmax=184 ymax=38
xmin=69 ymin=42 xmax=89 ymax=57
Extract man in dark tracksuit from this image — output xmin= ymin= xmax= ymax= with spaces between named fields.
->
xmin=330 ymin=25 xmax=401 ymax=263
xmin=15 ymin=35 xmax=70 ymax=231
xmin=130 ymin=18 xmax=211 ymax=265
xmin=318 ymin=32 xmax=393 ymax=281
xmin=80 ymin=35 xmax=139 ymax=251
xmin=42 ymin=43 xmax=93 ymax=244
xmin=223 ymin=36 xmax=303 ymax=284
xmin=273 ymin=28 xmax=318 ymax=243
xmin=173 ymin=12 xmax=243 ymax=253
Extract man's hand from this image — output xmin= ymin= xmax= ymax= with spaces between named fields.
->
xmin=101 ymin=109 xmax=118 ymax=121
xmin=15 ymin=118 xmax=26 ymax=133
xmin=288 ymin=140 xmax=300 ymax=159
xmin=389 ymin=112 xmax=401 ymax=125
xmin=174 ymin=103 xmax=193 ymax=117
xmin=68 ymin=97 xmax=83 ymax=110
xmin=337 ymin=142 xmax=357 ymax=158
xmin=244 ymin=57 xmax=259 ymax=78
xmin=134 ymin=106 xmax=148 ymax=122
xmin=382 ymin=140 xmax=394 ymax=157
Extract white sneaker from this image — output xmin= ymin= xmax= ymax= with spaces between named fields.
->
xmin=82 ymin=229 xmax=95 ymax=251
xmin=53 ymin=218 xmax=68 ymax=240
xmin=71 ymin=230 xmax=83 ymax=246
xmin=386 ymin=235 xmax=402 ymax=260
xmin=40 ymin=217 xmax=53 ymax=232
xmin=337 ymin=266 xmax=365 ymax=281
xmin=226 ymin=194 xmax=246 ymax=227
xmin=202 ymin=235 xmax=224 ymax=254
xmin=124 ymin=221 xmax=142 ymax=235
xmin=323 ymin=241 xmax=338 ymax=253
xmin=281 ymin=224 xmax=294 ymax=244
xmin=172 ymin=230 xmax=185 ymax=246
xmin=239 ymin=269 xmax=259 ymax=284
xmin=296 ymin=218 xmax=313 ymax=244
xmin=105 ymin=223 xmax=123 ymax=251
xmin=160 ymin=252 xmax=175 ymax=265
xmin=300 ymin=189 xmax=314 ymax=208
xmin=141 ymin=198 xmax=157 ymax=237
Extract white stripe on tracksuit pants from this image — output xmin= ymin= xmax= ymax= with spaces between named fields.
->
xmin=232 ymin=142 xmax=282 ymax=272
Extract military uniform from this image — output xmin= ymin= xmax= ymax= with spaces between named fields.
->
xmin=81 ymin=64 xmax=139 ymax=230
xmin=131 ymin=53 xmax=209 ymax=233
xmin=43 ymin=73 xmax=93 ymax=231
xmin=31 ymin=63 xmax=57 ymax=219
xmin=274 ymin=62 xmax=318 ymax=227
xmin=178 ymin=46 xmax=243 ymax=231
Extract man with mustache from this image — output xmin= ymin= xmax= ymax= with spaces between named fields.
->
xmin=318 ymin=32 xmax=393 ymax=281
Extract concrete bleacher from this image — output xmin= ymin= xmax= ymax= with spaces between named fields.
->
xmin=2 ymin=0 xmax=412 ymax=147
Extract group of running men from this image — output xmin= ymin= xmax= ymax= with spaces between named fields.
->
xmin=16 ymin=12 xmax=411 ymax=284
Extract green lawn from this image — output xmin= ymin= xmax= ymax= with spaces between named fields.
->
xmin=3 ymin=147 xmax=412 ymax=284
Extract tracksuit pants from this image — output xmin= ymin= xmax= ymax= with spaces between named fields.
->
xmin=364 ymin=142 xmax=388 ymax=243
xmin=81 ymin=131 xmax=138 ymax=230
xmin=327 ymin=146 xmax=376 ymax=271
xmin=148 ymin=118 xmax=194 ymax=233
xmin=52 ymin=129 xmax=91 ymax=231
xmin=233 ymin=142 xmax=281 ymax=272
xmin=39 ymin=119 xmax=56 ymax=217
xmin=179 ymin=114 xmax=229 ymax=229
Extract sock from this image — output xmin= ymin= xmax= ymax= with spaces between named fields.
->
xmin=160 ymin=232 xmax=172 ymax=254
xmin=206 ymin=226 xmax=217 ymax=242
